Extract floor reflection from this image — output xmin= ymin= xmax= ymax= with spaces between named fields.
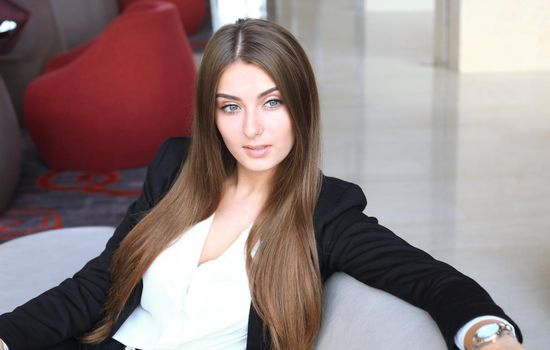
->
xmin=206 ymin=1 xmax=550 ymax=347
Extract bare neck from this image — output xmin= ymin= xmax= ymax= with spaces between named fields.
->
xmin=226 ymin=166 xmax=274 ymax=202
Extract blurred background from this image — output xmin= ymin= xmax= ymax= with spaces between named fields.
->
xmin=1 ymin=0 xmax=549 ymax=348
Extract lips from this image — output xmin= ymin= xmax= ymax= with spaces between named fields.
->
xmin=244 ymin=145 xmax=269 ymax=150
xmin=243 ymin=145 xmax=271 ymax=158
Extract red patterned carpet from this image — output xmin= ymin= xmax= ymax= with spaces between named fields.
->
xmin=0 ymin=133 xmax=146 ymax=244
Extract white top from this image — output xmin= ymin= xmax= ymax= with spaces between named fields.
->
xmin=113 ymin=214 xmax=253 ymax=350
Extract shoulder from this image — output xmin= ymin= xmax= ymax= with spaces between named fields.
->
xmin=314 ymin=175 xmax=381 ymax=278
xmin=154 ymin=137 xmax=191 ymax=167
xmin=144 ymin=137 xmax=191 ymax=204
xmin=313 ymin=174 xmax=379 ymax=239
xmin=314 ymin=175 xmax=368 ymax=223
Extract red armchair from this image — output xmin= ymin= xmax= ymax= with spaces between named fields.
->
xmin=24 ymin=1 xmax=196 ymax=170
xmin=119 ymin=0 xmax=207 ymax=35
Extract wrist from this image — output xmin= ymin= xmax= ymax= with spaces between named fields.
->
xmin=465 ymin=320 xmax=516 ymax=350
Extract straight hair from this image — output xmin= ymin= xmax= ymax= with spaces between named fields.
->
xmin=84 ymin=18 xmax=323 ymax=349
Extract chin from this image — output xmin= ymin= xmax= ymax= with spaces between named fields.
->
xmin=237 ymin=158 xmax=280 ymax=174
xmin=242 ymin=163 xmax=278 ymax=173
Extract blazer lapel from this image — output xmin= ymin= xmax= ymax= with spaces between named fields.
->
xmin=246 ymin=304 xmax=271 ymax=349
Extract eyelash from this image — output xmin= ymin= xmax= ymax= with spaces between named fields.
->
xmin=221 ymin=104 xmax=240 ymax=113
xmin=220 ymin=99 xmax=283 ymax=114
xmin=264 ymin=98 xmax=282 ymax=109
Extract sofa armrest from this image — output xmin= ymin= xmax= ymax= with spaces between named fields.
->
xmin=317 ymin=273 xmax=447 ymax=350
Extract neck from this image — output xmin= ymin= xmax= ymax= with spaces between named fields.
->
xmin=229 ymin=165 xmax=274 ymax=199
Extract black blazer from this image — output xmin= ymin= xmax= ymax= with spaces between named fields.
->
xmin=0 ymin=137 xmax=522 ymax=350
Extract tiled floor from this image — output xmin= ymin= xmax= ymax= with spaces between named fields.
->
xmin=274 ymin=0 xmax=550 ymax=348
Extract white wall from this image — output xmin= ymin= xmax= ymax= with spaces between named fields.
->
xmin=437 ymin=0 xmax=550 ymax=72
xmin=458 ymin=0 xmax=550 ymax=72
xmin=366 ymin=0 xmax=434 ymax=12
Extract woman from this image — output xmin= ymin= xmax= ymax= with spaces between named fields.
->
xmin=0 ymin=19 xmax=525 ymax=350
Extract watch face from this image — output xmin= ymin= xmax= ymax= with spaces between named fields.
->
xmin=477 ymin=323 xmax=500 ymax=338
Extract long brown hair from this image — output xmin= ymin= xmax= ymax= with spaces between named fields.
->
xmin=84 ymin=18 xmax=322 ymax=349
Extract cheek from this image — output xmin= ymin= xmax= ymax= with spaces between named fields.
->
xmin=282 ymin=116 xmax=295 ymax=147
xmin=280 ymin=125 xmax=294 ymax=147
xmin=215 ymin=117 xmax=233 ymax=142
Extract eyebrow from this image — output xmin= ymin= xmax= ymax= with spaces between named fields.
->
xmin=215 ymin=87 xmax=278 ymax=101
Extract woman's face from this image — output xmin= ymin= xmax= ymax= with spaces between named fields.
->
xmin=215 ymin=60 xmax=294 ymax=178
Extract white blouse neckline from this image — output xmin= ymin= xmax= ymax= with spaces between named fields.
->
xmin=196 ymin=214 xmax=253 ymax=269
xmin=113 ymin=214 xmax=254 ymax=350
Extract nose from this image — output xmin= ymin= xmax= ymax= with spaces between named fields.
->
xmin=243 ymin=109 xmax=263 ymax=138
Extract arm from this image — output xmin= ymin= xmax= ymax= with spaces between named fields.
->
xmin=0 ymin=137 xmax=189 ymax=349
xmin=321 ymin=182 xmax=523 ymax=350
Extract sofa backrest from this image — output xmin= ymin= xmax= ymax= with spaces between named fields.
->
xmin=0 ymin=0 xmax=118 ymax=126
xmin=0 ymin=75 xmax=21 ymax=214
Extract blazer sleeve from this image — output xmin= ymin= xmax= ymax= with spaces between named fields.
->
xmin=0 ymin=137 xmax=189 ymax=349
xmin=321 ymin=182 xmax=523 ymax=350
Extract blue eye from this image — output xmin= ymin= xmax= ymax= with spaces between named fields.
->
xmin=222 ymin=104 xmax=240 ymax=113
xmin=265 ymin=99 xmax=282 ymax=109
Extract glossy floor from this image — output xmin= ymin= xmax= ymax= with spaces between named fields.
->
xmin=273 ymin=1 xmax=550 ymax=348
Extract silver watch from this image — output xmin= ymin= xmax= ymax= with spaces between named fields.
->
xmin=471 ymin=322 xmax=514 ymax=350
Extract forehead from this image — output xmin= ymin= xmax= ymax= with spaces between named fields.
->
xmin=217 ymin=61 xmax=276 ymax=94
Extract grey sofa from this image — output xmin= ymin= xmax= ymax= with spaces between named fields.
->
xmin=0 ymin=0 xmax=118 ymax=125
xmin=0 ymin=227 xmax=447 ymax=349
xmin=0 ymin=76 xmax=21 ymax=214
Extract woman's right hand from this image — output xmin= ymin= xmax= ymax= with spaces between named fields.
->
xmin=0 ymin=338 xmax=4 ymax=350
